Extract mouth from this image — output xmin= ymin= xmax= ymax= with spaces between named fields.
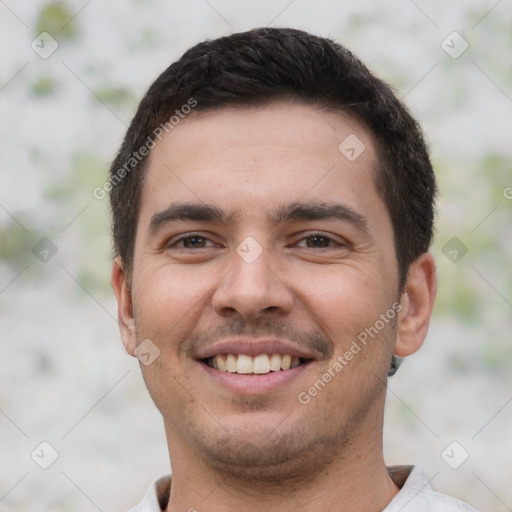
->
xmin=194 ymin=338 xmax=320 ymax=393
xmin=202 ymin=353 xmax=314 ymax=375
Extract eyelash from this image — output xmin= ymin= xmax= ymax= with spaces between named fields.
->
xmin=167 ymin=231 xmax=344 ymax=249
xmin=168 ymin=232 xmax=217 ymax=249
xmin=295 ymin=231 xmax=343 ymax=248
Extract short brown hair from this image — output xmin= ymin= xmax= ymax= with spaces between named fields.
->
xmin=109 ymin=27 xmax=436 ymax=288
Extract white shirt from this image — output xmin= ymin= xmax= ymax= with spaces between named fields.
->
xmin=128 ymin=465 xmax=479 ymax=511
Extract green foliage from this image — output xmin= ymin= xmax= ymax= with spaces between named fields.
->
xmin=64 ymin=153 xmax=113 ymax=296
xmin=433 ymin=152 xmax=511 ymax=322
xmin=479 ymin=154 xmax=511 ymax=201
xmin=93 ymin=86 xmax=137 ymax=110
xmin=41 ymin=152 xmax=113 ymax=296
xmin=433 ymin=267 xmax=480 ymax=322
xmin=481 ymin=342 xmax=512 ymax=370
xmin=138 ymin=28 xmax=159 ymax=48
xmin=0 ymin=223 xmax=33 ymax=264
xmin=30 ymin=76 xmax=58 ymax=97
xmin=35 ymin=1 xmax=80 ymax=42
xmin=46 ymin=153 xmax=107 ymax=200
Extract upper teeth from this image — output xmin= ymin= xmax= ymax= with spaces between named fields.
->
xmin=210 ymin=354 xmax=302 ymax=374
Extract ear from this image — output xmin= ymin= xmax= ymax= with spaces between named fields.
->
xmin=111 ymin=257 xmax=137 ymax=357
xmin=394 ymin=253 xmax=437 ymax=357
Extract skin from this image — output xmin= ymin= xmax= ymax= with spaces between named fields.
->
xmin=112 ymin=102 xmax=437 ymax=511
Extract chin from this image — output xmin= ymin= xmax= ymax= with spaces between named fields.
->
xmin=183 ymin=415 xmax=348 ymax=484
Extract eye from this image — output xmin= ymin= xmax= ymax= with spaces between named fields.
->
xmin=295 ymin=232 xmax=344 ymax=249
xmin=168 ymin=233 xmax=216 ymax=249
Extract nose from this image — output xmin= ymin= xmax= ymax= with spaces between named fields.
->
xmin=212 ymin=243 xmax=295 ymax=322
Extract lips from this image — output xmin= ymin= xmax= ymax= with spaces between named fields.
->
xmin=196 ymin=338 xmax=319 ymax=359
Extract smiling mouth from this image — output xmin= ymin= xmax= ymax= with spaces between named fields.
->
xmin=202 ymin=353 xmax=313 ymax=375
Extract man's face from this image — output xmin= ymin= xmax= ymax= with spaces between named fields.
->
xmin=120 ymin=102 xmax=404 ymax=479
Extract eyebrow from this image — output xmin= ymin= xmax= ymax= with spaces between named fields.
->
xmin=147 ymin=201 xmax=369 ymax=235
xmin=273 ymin=202 xmax=369 ymax=233
xmin=148 ymin=203 xmax=226 ymax=234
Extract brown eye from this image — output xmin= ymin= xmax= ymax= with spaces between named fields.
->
xmin=167 ymin=233 xmax=216 ymax=249
xmin=306 ymin=235 xmax=331 ymax=247
xmin=181 ymin=236 xmax=208 ymax=248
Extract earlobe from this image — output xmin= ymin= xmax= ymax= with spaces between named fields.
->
xmin=111 ymin=257 xmax=137 ymax=356
xmin=394 ymin=253 xmax=437 ymax=358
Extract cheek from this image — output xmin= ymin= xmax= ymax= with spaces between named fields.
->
xmin=131 ymin=265 xmax=216 ymax=418
xmin=293 ymin=263 xmax=390 ymax=334
xmin=292 ymin=263 xmax=397 ymax=382
xmin=132 ymin=263 xmax=217 ymax=345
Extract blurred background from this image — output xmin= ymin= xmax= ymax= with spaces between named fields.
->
xmin=0 ymin=0 xmax=511 ymax=510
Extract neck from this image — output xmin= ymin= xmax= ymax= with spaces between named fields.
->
xmin=164 ymin=412 xmax=399 ymax=511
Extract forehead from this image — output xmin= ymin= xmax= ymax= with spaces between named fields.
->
xmin=139 ymin=102 xmax=384 ymax=228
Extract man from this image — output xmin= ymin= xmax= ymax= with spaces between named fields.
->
xmin=110 ymin=28 xmax=478 ymax=511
